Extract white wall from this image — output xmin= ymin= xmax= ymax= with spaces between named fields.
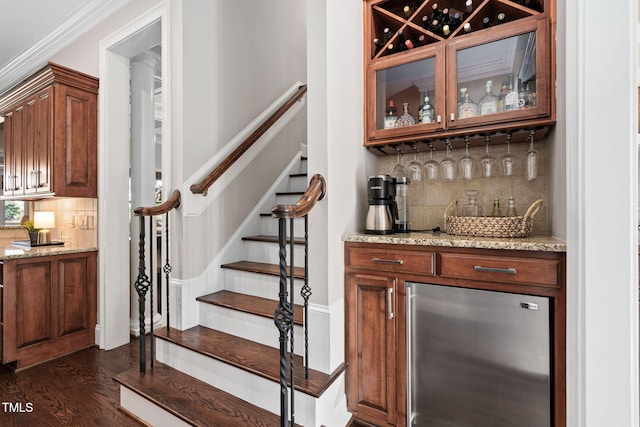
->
xmin=49 ymin=0 xmax=163 ymax=77
xmin=177 ymin=0 xmax=308 ymax=283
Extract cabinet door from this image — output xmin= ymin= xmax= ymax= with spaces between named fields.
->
xmin=34 ymin=88 xmax=52 ymax=193
xmin=23 ymin=97 xmax=37 ymax=193
xmin=53 ymin=84 xmax=97 ymax=197
xmin=57 ymin=256 xmax=93 ymax=336
xmin=346 ymin=273 xmax=397 ymax=425
xmin=366 ymin=44 xmax=446 ymax=143
xmin=3 ymin=104 xmax=25 ymax=195
xmin=446 ymin=17 xmax=551 ymax=129
xmin=15 ymin=261 xmax=53 ymax=351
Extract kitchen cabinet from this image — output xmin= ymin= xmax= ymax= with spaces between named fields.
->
xmin=1 ymin=251 xmax=97 ymax=370
xmin=364 ymin=0 xmax=555 ymax=152
xmin=0 ymin=62 xmax=98 ymax=198
xmin=344 ymin=241 xmax=565 ymax=426
xmin=346 ymin=273 xmax=398 ymax=425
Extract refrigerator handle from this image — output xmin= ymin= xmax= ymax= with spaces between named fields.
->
xmin=406 ymin=285 xmax=413 ymax=427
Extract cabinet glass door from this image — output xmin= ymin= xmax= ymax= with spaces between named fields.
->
xmin=446 ymin=18 xmax=550 ymax=129
xmin=367 ymin=45 xmax=445 ymax=142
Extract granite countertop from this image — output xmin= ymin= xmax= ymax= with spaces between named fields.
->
xmin=0 ymin=242 xmax=98 ymax=260
xmin=342 ymin=232 xmax=567 ymax=252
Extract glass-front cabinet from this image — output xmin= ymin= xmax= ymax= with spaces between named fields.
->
xmin=363 ymin=0 xmax=555 ymax=149
xmin=446 ymin=17 xmax=550 ymax=129
xmin=367 ymin=45 xmax=445 ymax=141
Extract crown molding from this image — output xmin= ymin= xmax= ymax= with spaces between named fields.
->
xmin=0 ymin=0 xmax=131 ymax=94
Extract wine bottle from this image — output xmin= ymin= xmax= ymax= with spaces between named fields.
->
xmin=384 ymin=100 xmax=399 ymax=129
xmin=458 ymin=87 xmax=479 ymax=118
xmin=442 ymin=24 xmax=451 ymax=37
xmin=451 ymin=12 xmax=461 ymax=30
xmin=383 ymin=27 xmax=393 ymax=42
xmin=417 ymin=34 xmax=427 ymax=46
xmin=418 ymin=91 xmax=435 ymax=123
xmin=386 ymin=43 xmax=396 ymax=54
xmin=463 ymin=22 xmax=472 ymax=33
xmin=463 ymin=0 xmax=473 ymax=19
xmin=431 ymin=19 xmax=442 ymax=36
xmin=396 ymin=30 xmax=407 ymax=51
xmin=421 ymin=15 xmax=430 ymax=29
xmin=482 ymin=16 xmax=491 ymax=28
xmin=441 ymin=7 xmax=450 ymax=25
xmin=506 ymin=197 xmax=517 ymax=217
xmin=504 ymin=73 xmax=518 ymax=111
xmin=478 ymin=80 xmax=499 ymax=115
xmin=373 ymin=38 xmax=384 ymax=54
xmin=491 ymin=198 xmax=502 ymax=217
xmin=403 ymin=5 xmax=413 ymax=18
xmin=496 ymin=12 xmax=506 ymax=25
xmin=497 ymin=81 xmax=509 ymax=112
xmin=430 ymin=3 xmax=441 ymax=21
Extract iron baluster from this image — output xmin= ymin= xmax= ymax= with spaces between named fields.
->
xmin=134 ymin=215 xmax=151 ymax=373
xmin=149 ymin=217 xmax=154 ymax=369
xmin=163 ymin=212 xmax=172 ymax=332
xmin=288 ymin=217 xmax=295 ymax=426
xmin=301 ymin=214 xmax=311 ymax=379
xmin=274 ymin=217 xmax=292 ymax=427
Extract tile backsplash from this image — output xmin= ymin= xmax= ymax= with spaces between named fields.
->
xmin=34 ymin=198 xmax=97 ymax=247
xmin=376 ymin=140 xmax=548 ymax=234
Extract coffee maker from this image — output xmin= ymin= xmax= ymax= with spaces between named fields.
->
xmin=365 ymin=175 xmax=397 ymax=234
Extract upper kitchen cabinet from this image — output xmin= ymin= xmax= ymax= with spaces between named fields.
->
xmin=364 ymin=0 xmax=555 ymax=149
xmin=0 ymin=62 xmax=98 ymax=198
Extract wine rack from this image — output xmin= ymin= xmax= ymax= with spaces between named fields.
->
xmin=368 ymin=0 xmax=547 ymax=60
xmin=364 ymin=0 xmax=555 ymax=153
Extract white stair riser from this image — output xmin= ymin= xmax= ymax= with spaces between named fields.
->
xmin=242 ymin=240 xmax=306 ymax=267
xmin=223 ymin=269 xmax=305 ymax=303
xmin=119 ymin=386 xmax=191 ymax=427
xmin=156 ymin=339 xmax=317 ymax=427
xmin=260 ymin=216 xmax=306 ymax=238
xmin=198 ymin=303 xmax=304 ymax=355
xmin=273 ymin=194 xmax=307 ymax=206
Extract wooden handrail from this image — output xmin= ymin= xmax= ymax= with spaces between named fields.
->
xmin=271 ymin=174 xmax=326 ymax=219
xmin=134 ymin=189 xmax=181 ymax=216
xmin=190 ymin=84 xmax=308 ymax=196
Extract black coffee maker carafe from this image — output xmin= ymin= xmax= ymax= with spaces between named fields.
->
xmin=365 ymin=175 xmax=397 ymax=234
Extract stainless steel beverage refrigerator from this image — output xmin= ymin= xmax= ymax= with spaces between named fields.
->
xmin=405 ymin=282 xmax=552 ymax=426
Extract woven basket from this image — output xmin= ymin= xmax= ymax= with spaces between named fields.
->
xmin=444 ymin=199 xmax=543 ymax=238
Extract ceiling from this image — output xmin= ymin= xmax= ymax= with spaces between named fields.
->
xmin=0 ymin=0 xmax=130 ymax=94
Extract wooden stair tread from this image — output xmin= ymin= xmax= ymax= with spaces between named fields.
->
xmin=155 ymin=326 xmax=345 ymax=398
xmin=220 ymin=260 xmax=305 ymax=280
xmin=114 ymin=362 xmax=289 ymax=427
xmin=197 ymin=290 xmax=303 ymax=325
xmin=242 ymin=234 xmax=305 ymax=245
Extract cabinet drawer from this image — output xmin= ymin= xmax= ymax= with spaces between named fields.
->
xmin=440 ymin=253 xmax=560 ymax=288
xmin=348 ymin=247 xmax=436 ymax=276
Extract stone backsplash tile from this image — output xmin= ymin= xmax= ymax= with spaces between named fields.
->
xmin=376 ymin=141 xmax=548 ymax=234
xmin=34 ymin=198 xmax=98 ymax=247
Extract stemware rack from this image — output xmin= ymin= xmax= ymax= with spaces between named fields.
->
xmin=367 ymin=124 xmax=549 ymax=156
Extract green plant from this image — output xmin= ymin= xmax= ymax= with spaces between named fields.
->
xmin=21 ymin=218 xmax=39 ymax=232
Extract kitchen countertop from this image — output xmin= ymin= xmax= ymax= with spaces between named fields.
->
xmin=0 ymin=241 xmax=98 ymax=260
xmin=342 ymin=232 xmax=567 ymax=253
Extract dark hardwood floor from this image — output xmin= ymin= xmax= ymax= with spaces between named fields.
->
xmin=0 ymin=337 xmax=369 ymax=427
xmin=0 ymin=339 xmax=144 ymax=426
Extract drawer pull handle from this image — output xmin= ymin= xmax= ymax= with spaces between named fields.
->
xmin=474 ymin=265 xmax=517 ymax=274
xmin=372 ymin=258 xmax=403 ymax=265
xmin=387 ymin=288 xmax=394 ymax=319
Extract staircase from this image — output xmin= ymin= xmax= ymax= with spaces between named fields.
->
xmin=114 ymin=156 xmax=348 ymax=426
